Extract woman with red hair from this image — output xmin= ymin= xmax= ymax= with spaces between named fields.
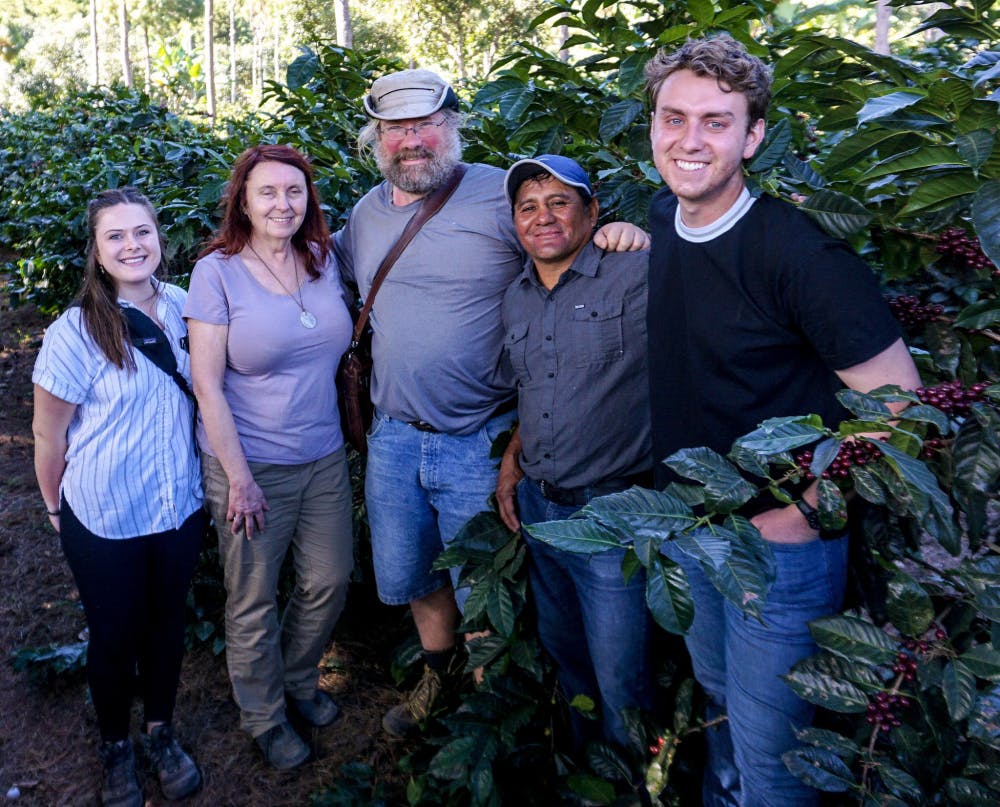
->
xmin=184 ymin=144 xmax=354 ymax=769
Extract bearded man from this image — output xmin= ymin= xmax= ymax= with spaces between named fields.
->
xmin=334 ymin=69 xmax=647 ymax=737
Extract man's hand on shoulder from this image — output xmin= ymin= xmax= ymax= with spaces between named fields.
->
xmin=594 ymin=221 xmax=650 ymax=252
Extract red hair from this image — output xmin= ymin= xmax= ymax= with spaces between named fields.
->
xmin=200 ymin=144 xmax=331 ymax=278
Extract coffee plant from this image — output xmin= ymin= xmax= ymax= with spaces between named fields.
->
xmin=2 ymin=0 xmax=998 ymax=803
xmin=335 ymin=1 xmax=999 ymax=803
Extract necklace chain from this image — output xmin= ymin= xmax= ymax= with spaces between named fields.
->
xmin=246 ymin=243 xmax=316 ymax=329
xmin=247 ymin=243 xmax=304 ymax=308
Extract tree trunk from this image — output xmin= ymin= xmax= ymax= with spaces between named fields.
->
xmin=559 ymin=25 xmax=569 ymax=62
xmin=119 ymin=1 xmax=133 ymax=88
xmin=89 ymin=0 xmax=100 ymax=84
xmin=273 ymin=11 xmax=280 ymax=83
xmin=252 ymin=27 xmax=262 ymax=104
xmin=229 ymin=0 xmax=237 ymax=104
xmin=142 ymin=25 xmax=151 ymax=94
xmin=875 ymin=0 xmax=891 ymax=55
xmin=335 ymin=0 xmax=353 ymax=48
xmin=204 ymin=0 xmax=216 ymax=121
xmin=451 ymin=15 xmax=467 ymax=81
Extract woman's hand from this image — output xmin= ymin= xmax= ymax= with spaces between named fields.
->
xmin=227 ymin=476 xmax=269 ymax=540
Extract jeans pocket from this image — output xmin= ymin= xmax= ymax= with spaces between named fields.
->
xmin=766 ymin=535 xmax=848 ymax=613
xmin=367 ymin=410 xmax=388 ymax=441
xmin=478 ymin=408 xmax=517 ymax=451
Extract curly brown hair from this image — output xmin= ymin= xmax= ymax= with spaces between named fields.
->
xmin=644 ymin=34 xmax=772 ymax=130
xmin=200 ymin=144 xmax=331 ymax=279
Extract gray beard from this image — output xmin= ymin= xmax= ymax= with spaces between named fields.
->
xmin=376 ymin=134 xmax=462 ymax=196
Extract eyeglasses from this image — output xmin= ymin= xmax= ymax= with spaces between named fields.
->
xmin=378 ymin=118 xmax=447 ymax=142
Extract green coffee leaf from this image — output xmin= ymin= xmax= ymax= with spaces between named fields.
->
xmin=943 ymin=660 xmax=977 ymax=721
xmin=886 ymin=572 xmax=934 ymax=637
xmin=809 ymin=614 xmax=898 ymax=665
xmin=646 ymin=555 xmax=694 ymax=635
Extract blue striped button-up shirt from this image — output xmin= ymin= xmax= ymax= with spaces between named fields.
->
xmin=32 ymin=282 xmax=203 ymax=539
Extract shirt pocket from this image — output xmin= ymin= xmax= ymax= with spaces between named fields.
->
xmin=571 ymin=299 xmax=624 ymax=367
xmin=505 ymin=320 xmax=532 ymax=384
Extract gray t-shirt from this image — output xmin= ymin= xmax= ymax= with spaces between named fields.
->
xmin=502 ymin=242 xmax=652 ymax=488
xmin=184 ymin=250 xmax=353 ymax=464
xmin=334 ymin=162 xmax=522 ymax=435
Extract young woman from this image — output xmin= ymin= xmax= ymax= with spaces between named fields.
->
xmin=33 ymin=188 xmax=204 ymax=806
xmin=184 ymin=144 xmax=354 ymax=769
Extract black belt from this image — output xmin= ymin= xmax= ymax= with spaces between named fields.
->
xmin=535 ymin=470 xmax=653 ymax=507
xmin=406 ymin=396 xmax=517 ymax=434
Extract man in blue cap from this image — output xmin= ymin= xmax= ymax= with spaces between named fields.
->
xmin=496 ymin=155 xmax=655 ymax=749
xmin=336 ymin=70 xmax=649 ymax=738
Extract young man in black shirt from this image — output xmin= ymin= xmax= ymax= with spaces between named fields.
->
xmin=644 ymin=35 xmax=920 ymax=806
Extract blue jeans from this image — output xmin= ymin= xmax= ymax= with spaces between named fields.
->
xmin=663 ymin=534 xmax=848 ymax=807
xmin=518 ymin=477 xmax=655 ymax=748
xmin=365 ymin=409 xmax=516 ymax=608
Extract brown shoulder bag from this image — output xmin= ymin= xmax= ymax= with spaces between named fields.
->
xmin=337 ymin=164 xmax=467 ymax=453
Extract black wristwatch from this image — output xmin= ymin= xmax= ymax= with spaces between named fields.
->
xmin=795 ymin=498 xmax=821 ymax=532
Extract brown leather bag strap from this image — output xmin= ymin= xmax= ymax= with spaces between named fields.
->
xmin=350 ymin=163 xmax=468 ymax=345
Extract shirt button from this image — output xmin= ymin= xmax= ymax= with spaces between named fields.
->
xmin=591 ymin=311 xmax=598 ymax=317
xmin=545 ymin=335 xmax=552 ymax=341
xmin=543 ymin=453 xmax=551 ymax=459
xmin=542 ymin=413 xmax=549 ymax=419
xmin=547 ymin=372 xmax=554 ymax=378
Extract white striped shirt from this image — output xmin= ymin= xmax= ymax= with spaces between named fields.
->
xmin=32 ymin=282 xmax=203 ymax=539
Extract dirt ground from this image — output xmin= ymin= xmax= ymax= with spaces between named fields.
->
xmin=0 ymin=297 xmax=415 ymax=806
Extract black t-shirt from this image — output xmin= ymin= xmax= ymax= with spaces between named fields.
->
xmin=647 ymin=190 xmax=900 ymax=485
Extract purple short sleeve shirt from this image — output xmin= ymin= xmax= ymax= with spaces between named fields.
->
xmin=184 ymin=250 xmax=353 ymax=464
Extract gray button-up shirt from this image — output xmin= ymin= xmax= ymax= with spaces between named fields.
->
xmin=500 ymin=241 xmax=651 ymax=489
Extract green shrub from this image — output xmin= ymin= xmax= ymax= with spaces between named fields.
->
xmin=0 ymin=86 xmax=250 ymax=310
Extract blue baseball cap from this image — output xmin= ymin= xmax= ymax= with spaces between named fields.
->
xmin=504 ymin=155 xmax=593 ymax=205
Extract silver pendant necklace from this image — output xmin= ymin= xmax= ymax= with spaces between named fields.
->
xmin=246 ymin=243 xmax=316 ymax=329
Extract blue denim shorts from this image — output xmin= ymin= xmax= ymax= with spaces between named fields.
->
xmin=364 ymin=408 xmax=516 ymax=607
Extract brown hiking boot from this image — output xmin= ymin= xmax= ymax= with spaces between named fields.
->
xmin=382 ymin=664 xmax=446 ymax=737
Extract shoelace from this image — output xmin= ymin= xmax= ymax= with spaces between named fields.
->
xmin=407 ymin=669 xmax=442 ymax=718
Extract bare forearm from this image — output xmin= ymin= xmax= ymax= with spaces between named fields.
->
xmin=34 ymin=435 xmax=67 ymax=512
xmin=194 ymin=387 xmax=254 ymax=487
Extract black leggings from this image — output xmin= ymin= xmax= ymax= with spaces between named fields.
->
xmin=60 ymin=503 xmax=204 ymax=742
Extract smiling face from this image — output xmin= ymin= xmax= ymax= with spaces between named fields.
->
xmin=374 ymin=114 xmax=462 ymax=197
xmin=650 ymin=69 xmax=765 ymax=228
xmin=93 ymin=203 xmax=161 ymax=296
xmin=514 ymin=174 xmax=598 ymax=286
xmin=243 ymin=160 xmax=308 ymax=244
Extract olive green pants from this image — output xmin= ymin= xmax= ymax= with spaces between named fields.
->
xmin=201 ymin=449 xmax=354 ymax=737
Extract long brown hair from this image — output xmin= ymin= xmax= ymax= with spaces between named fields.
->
xmin=79 ymin=187 xmax=166 ymax=370
xmin=199 ymin=144 xmax=331 ymax=278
